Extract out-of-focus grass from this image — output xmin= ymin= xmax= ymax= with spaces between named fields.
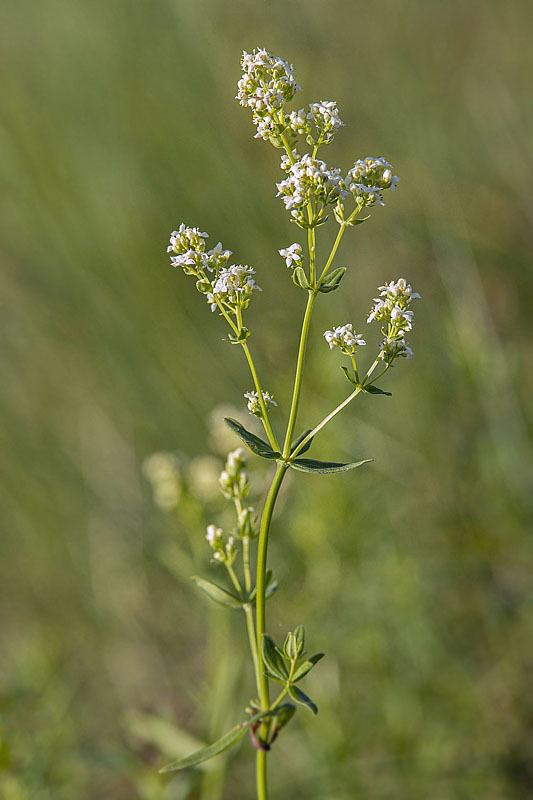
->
xmin=1 ymin=1 xmax=532 ymax=798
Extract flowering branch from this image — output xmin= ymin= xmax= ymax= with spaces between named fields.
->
xmin=159 ymin=47 xmax=421 ymax=800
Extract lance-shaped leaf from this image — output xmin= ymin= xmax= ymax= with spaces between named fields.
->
xmin=340 ymin=365 xmax=358 ymax=387
xmin=288 ymin=685 xmax=318 ymax=715
xmin=292 ymin=267 xmax=310 ymax=290
xmin=262 ymin=635 xmax=289 ymax=682
xmin=318 ymin=267 xmax=346 ymax=293
xmin=361 ymin=383 xmax=392 ymax=396
xmin=159 ymin=706 xmax=293 ymax=773
xmin=289 ymin=458 xmax=373 ymax=474
xmin=224 ymin=418 xmax=280 ymax=459
xmin=248 ymin=570 xmax=278 ymax=603
xmin=191 ymin=577 xmax=244 ymax=609
xmin=290 ymin=429 xmax=314 ymax=456
xmin=292 ymin=652 xmax=325 ymax=682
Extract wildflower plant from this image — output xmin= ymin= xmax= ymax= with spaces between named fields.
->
xmin=161 ymin=48 xmax=420 ymax=798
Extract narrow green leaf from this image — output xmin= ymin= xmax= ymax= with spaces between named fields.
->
xmin=291 ymin=429 xmax=314 ymax=455
xmin=294 ymin=625 xmax=305 ymax=657
xmin=248 ymin=570 xmax=278 ymax=603
xmin=159 ymin=707 xmax=288 ymax=773
xmin=362 ymin=384 xmax=392 ymax=396
xmin=160 ymin=723 xmax=245 ymax=772
xmin=223 ymin=418 xmax=280 ymax=459
xmin=283 ymin=632 xmax=297 ymax=661
xmin=289 ymin=458 xmax=373 ymax=474
xmin=292 ymin=653 xmax=324 ymax=682
xmin=318 ymin=267 xmax=346 ymax=293
xmin=263 ymin=668 xmax=286 ymax=685
xmin=191 ymin=577 xmax=243 ymax=609
xmin=340 ymin=365 xmax=357 ymax=386
xmin=292 ymin=267 xmax=310 ymax=290
xmin=262 ymin=635 xmax=289 ymax=681
xmin=288 ymin=685 xmax=318 ymax=715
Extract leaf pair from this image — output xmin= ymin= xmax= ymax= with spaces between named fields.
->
xmin=340 ymin=366 xmax=392 ymax=395
xmin=192 ymin=572 xmax=278 ymax=610
xmin=225 ymin=418 xmax=372 ymax=474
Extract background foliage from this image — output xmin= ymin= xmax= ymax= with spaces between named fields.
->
xmin=1 ymin=1 xmax=532 ymax=798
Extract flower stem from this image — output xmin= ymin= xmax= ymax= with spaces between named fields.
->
xmin=282 ymin=291 xmax=317 ymax=458
xmin=291 ymin=357 xmax=382 ymax=458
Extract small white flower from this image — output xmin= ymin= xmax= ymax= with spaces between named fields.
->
xmin=379 ymin=337 xmax=414 ymax=363
xmin=279 ymin=242 xmax=303 ymax=268
xmin=244 ymin=390 xmax=278 ymax=416
xmin=324 ymin=323 xmax=366 ymax=354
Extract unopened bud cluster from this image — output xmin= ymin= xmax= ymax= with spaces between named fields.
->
xmin=216 ymin=449 xmax=259 ymax=541
xmin=206 ymin=524 xmax=237 ymax=565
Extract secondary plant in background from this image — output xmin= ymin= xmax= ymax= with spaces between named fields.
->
xmin=160 ymin=47 xmax=420 ymax=800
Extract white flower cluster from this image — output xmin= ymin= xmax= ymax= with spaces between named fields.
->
xmin=167 ymin=224 xmax=231 ymax=276
xmin=218 ymin=449 xmax=258 ymax=539
xmin=206 ymin=265 xmax=261 ymax=312
xmin=367 ymin=278 xmax=420 ymax=363
xmin=219 ymin=447 xmax=249 ymax=500
xmin=244 ymin=390 xmax=278 ymax=417
xmin=206 ymin=524 xmax=237 ymax=564
xmin=279 ymin=242 xmax=303 ymax=268
xmin=276 ymin=154 xmax=345 ymax=226
xmin=288 ymin=100 xmax=344 ymax=145
xmin=324 ymin=324 xmax=367 ymax=355
xmin=344 ymin=157 xmax=399 ymax=208
xmin=236 ymin=48 xmax=301 ymax=143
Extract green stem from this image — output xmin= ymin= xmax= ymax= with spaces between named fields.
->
xmin=291 ymin=357 xmax=382 ymax=459
xmin=282 ymin=291 xmax=317 ymax=458
xmin=256 ymin=750 xmax=268 ymax=800
xmin=318 ymin=222 xmax=346 ymax=285
xmin=242 ymin=534 xmax=252 ymax=593
xmin=244 ymin=603 xmax=262 ymax=697
xmin=226 ymin=563 xmax=242 ymax=594
xmin=255 ymin=462 xmax=288 ymax=710
xmin=236 ymin=306 xmax=280 ymax=452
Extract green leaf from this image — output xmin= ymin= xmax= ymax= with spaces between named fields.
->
xmin=361 ymin=383 xmax=392 ymax=396
xmin=283 ymin=632 xmax=297 ymax=661
xmin=248 ymin=570 xmax=278 ymax=603
xmin=262 ymin=635 xmax=289 ymax=681
xmin=191 ymin=577 xmax=243 ymax=609
xmin=288 ymin=685 xmax=318 ymax=715
xmin=292 ymin=267 xmax=310 ymax=290
xmin=294 ymin=625 xmax=305 ymax=656
xmin=159 ymin=707 xmax=289 ymax=773
xmin=348 ymin=214 xmax=371 ymax=226
xmin=340 ymin=365 xmax=357 ymax=386
xmin=224 ymin=418 xmax=280 ymax=459
xmin=292 ymin=653 xmax=324 ymax=682
xmin=318 ymin=267 xmax=346 ymax=293
xmin=291 ymin=429 xmax=314 ymax=455
xmin=263 ymin=668 xmax=287 ymax=685
xmin=289 ymin=458 xmax=373 ymax=474
xmin=273 ymin=703 xmax=296 ymax=730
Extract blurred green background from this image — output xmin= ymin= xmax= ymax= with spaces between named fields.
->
xmin=1 ymin=1 xmax=532 ymax=798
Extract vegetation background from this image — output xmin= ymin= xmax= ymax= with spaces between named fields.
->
xmin=1 ymin=1 xmax=532 ymax=798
